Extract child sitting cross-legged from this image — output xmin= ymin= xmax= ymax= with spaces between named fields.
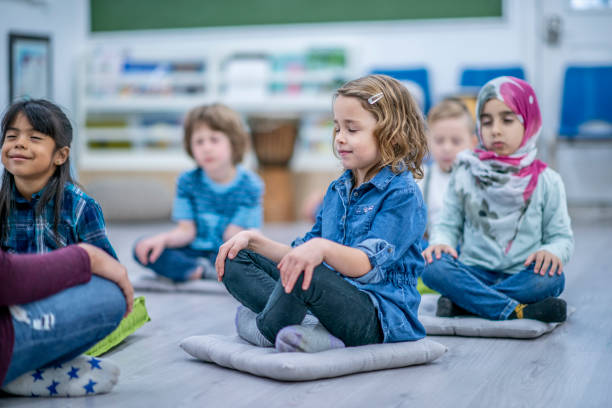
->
xmin=421 ymin=76 xmax=573 ymax=323
xmin=418 ymin=97 xmax=477 ymax=239
xmin=134 ymin=104 xmax=263 ymax=282
xmin=216 ymin=74 xmax=429 ymax=352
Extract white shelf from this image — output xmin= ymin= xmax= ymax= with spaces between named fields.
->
xmin=84 ymin=94 xmax=332 ymax=115
xmin=85 ymin=96 xmax=214 ymax=113
xmin=78 ymin=150 xmax=193 ymax=171
xmin=79 ymin=45 xmax=355 ymax=172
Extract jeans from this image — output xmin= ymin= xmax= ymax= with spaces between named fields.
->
xmin=421 ymin=254 xmax=565 ymax=320
xmin=132 ymin=242 xmax=216 ymax=282
xmin=222 ymin=250 xmax=383 ymax=347
xmin=3 ymin=276 xmax=126 ymax=385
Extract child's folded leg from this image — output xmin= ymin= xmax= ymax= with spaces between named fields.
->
xmin=132 ymin=245 xmax=200 ymax=282
xmin=257 ymin=264 xmax=383 ymax=349
xmin=492 ymin=265 xmax=565 ymax=304
xmin=422 ymin=253 xmax=519 ymax=320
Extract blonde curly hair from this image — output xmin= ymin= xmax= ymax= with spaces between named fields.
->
xmin=334 ymin=74 xmax=428 ymax=180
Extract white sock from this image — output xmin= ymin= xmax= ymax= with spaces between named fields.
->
xmin=2 ymin=355 xmax=120 ymax=397
xmin=234 ymin=306 xmax=272 ymax=347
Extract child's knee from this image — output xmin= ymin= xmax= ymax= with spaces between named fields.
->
xmin=222 ymin=250 xmax=253 ymax=286
xmin=421 ymin=258 xmax=450 ymax=288
xmin=92 ymin=276 xmax=127 ymax=326
xmin=544 ymin=273 xmax=565 ymax=297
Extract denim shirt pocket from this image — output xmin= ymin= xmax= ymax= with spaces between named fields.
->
xmin=352 ymin=204 xmax=376 ymax=235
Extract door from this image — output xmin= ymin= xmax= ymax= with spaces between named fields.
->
xmin=536 ymin=0 xmax=612 ymax=205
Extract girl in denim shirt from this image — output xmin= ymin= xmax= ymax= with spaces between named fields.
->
xmin=422 ymin=77 xmax=573 ymax=323
xmin=216 ymin=74 xmax=429 ymax=352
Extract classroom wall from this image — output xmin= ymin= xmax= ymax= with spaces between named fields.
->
xmin=89 ymin=0 xmax=536 ymax=110
xmin=0 ymin=0 xmax=88 ymax=118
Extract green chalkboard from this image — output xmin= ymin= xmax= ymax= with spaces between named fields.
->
xmin=90 ymin=0 xmax=502 ymax=32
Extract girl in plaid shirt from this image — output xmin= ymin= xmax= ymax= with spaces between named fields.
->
xmin=0 ymin=99 xmax=115 ymax=257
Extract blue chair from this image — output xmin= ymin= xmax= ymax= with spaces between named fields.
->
xmin=370 ymin=68 xmax=431 ymax=114
xmin=459 ymin=66 xmax=526 ymax=91
xmin=559 ymin=65 xmax=612 ymax=140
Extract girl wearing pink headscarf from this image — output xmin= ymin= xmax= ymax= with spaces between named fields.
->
xmin=421 ymin=76 xmax=573 ymax=323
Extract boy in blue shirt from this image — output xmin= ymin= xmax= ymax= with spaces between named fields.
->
xmin=134 ymin=104 xmax=263 ymax=282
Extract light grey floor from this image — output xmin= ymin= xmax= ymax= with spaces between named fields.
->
xmin=2 ymin=211 xmax=611 ymax=407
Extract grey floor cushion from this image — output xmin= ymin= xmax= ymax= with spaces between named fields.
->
xmin=418 ymin=294 xmax=572 ymax=338
xmin=180 ymin=334 xmax=447 ymax=381
xmin=131 ymin=274 xmax=227 ymax=294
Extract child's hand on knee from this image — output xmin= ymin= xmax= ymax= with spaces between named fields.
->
xmin=135 ymin=235 xmax=166 ymax=265
xmin=525 ymin=250 xmax=563 ymax=276
xmin=422 ymin=244 xmax=458 ymax=264
xmin=215 ymin=230 xmax=253 ymax=281
xmin=278 ymin=239 xmax=325 ymax=293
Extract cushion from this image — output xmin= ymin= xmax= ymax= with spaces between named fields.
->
xmin=180 ymin=334 xmax=447 ymax=381
xmin=131 ymin=274 xmax=227 ymax=294
xmin=85 ymin=296 xmax=151 ymax=356
xmin=418 ymin=294 xmax=572 ymax=339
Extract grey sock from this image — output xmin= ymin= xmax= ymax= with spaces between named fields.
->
xmin=197 ymin=258 xmax=217 ymax=280
xmin=301 ymin=313 xmax=319 ymax=327
xmin=275 ymin=324 xmax=345 ymax=353
xmin=234 ymin=306 xmax=273 ymax=347
xmin=2 ymin=355 xmax=120 ymax=397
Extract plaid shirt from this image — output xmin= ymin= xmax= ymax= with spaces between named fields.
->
xmin=2 ymin=183 xmax=116 ymax=258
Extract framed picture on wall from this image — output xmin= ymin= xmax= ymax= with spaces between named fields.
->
xmin=9 ymin=33 xmax=52 ymax=102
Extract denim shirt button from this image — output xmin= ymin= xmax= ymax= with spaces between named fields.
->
xmin=353 ymin=191 xmax=359 ymax=197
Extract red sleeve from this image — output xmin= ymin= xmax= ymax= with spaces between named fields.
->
xmin=0 ymin=246 xmax=92 ymax=306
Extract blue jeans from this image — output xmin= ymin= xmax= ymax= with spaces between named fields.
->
xmin=421 ymin=254 xmax=565 ymax=320
xmin=3 ymin=276 xmax=126 ymax=385
xmin=132 ymin=242 xmax=216 ymax=282
xmin=222 ymin=250 xmax=383 ymax=347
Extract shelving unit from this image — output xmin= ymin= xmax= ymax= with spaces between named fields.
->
xmin=77 ymin=45 xmax=356 ymax=174
xmin=76 ymin=44 xmax=355 ymax=221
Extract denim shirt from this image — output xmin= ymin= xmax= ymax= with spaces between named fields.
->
xmin=292 ymin=166 xmax=427 ymax=342
xmin=2 ymin=183 xmax=116 ymax=258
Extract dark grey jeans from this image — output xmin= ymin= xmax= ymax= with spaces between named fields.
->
xmin=222 ymin=249 xmax=383 ymax=347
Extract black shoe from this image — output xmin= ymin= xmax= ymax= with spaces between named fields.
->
xmin=509 ymin=297 xmax=567 ymax=323
xmin=435 ymin=296 xmax=473 ymax=317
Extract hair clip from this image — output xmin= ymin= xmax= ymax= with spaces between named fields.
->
xmin=368 ymin=92 xmax=383 ymax=104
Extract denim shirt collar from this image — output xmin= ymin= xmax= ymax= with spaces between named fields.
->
xmin=336 ymin=166 xmax=398 ymax=196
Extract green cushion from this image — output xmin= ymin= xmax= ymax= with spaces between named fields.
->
xmin=417 ymin=277 xmax=437 ymax=295
xmin=85 ymin=296 xmax=151 ymax=357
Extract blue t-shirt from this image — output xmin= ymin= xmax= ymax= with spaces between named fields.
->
xmin=292 ymin=166 xmax=427 ymax=342
xmin=2 ymin=182 xmax=116 ymax=258
xmin=172 ymin=165 xmax=264 ymax=251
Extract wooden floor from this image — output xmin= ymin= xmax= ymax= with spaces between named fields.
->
xmin=2 ymin=210 xmax=611 ymax=407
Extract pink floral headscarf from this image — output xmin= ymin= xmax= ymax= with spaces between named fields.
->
xmin=455 ymin=76 xmax=547 ymax=253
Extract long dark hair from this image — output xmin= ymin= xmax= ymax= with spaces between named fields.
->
xmin=0 ymin=99 xmax=74 ymax=244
